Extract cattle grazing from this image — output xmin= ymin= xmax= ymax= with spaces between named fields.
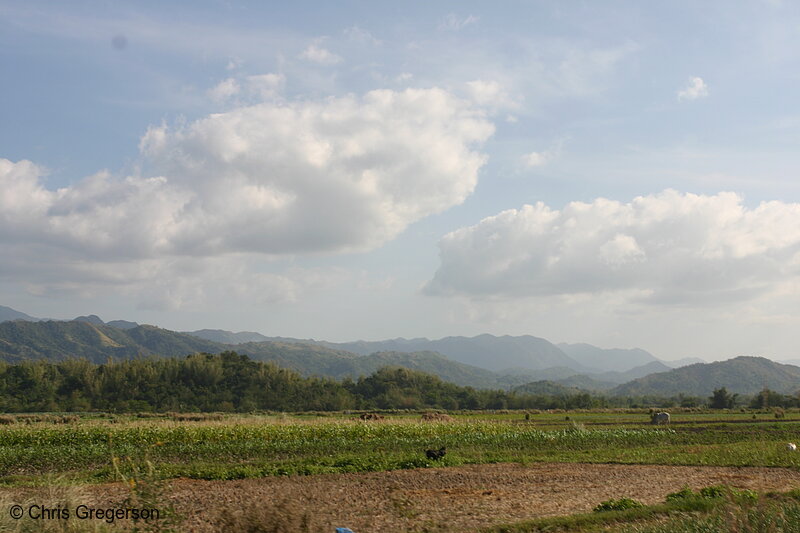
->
xmin=788 ymin=443 xmax=797 ymax=451
xmin=651 ymin=412 xmax=671 ymax=425
xmin=425 ymin=447 xmax=446 ymax=460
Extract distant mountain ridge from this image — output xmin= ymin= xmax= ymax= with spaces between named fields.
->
xmin=663 ymin=357 xmax=706 ymax=368
xmin=595 ymin=360 xmax=674 ymax=383
xmin=255 ymin=334 xmax=590 ymax=374
xmin=557 ymin=343 xmax=660 ymax=372
xmin=0 ymin=317 xmax=524 ymax=389
xmin=6 ymin=305 xmax=798 ymax=397
xmin=0 ymin=305 xmax=690 ymax=377
xmin=611 ymin=356 xmax=800 ymax=396
xmin=0 ymin=305 xmax=42 ymax=322
xmin=187 ymin=329 xmax=271 ymax=344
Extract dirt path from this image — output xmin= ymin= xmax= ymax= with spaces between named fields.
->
xmin=8 ymin=463 xmax=800 ymax=531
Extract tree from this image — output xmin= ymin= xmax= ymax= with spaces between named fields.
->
xmin=750 ymin=388 xmax=787 ymax=409
xmin=709 ymin=387 xmax=736 ymax=409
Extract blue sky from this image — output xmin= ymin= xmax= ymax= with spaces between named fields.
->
xmin=2 ymin=1 xmax=800 ymax=362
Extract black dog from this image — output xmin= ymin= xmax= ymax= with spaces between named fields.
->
xmin=425 ymin=447 xmax=446 ymax=460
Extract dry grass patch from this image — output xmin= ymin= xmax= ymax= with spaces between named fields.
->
xmin=213 ymin=498 xmax=326 ymax=533
xmin=421 ymin=412 xmax=454 ymax=422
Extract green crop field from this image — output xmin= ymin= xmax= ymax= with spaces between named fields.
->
xmin=1 ymin=409 xmax=800 ymax=484
xmin=3 ymin=409 xmax=800 ymax=532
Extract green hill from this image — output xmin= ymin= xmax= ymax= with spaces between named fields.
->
xmin=344 ymin=351 xmax=503 ymax=389
xmin=0 ymin=321 xmax=512 ymax=389
xmin=512 ymin=380 xmax=591 ymax=396
xmin=553 ymin=374 xmax=617 ymax=391
xmin=308 ymin=334 xmax=585 ymax=372
xmin=230 ymin=343 xmax=508 ymax=389
xmin=0 ymin=321 xmax=222 ymax=363
xmin=611 ymin=356 xmax=800 ymax=396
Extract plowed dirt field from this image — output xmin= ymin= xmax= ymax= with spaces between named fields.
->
xmin=56 ymin=462 xmax=800 ymax=531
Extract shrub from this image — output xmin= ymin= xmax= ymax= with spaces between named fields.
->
xmin=666 ymin=486 xmax=695 ymax=502
xmin=594 ymin=497 xmax=645 ymax=512
xmin=699 ymin=485 xmax=726 ymax=499
xmin=669 ymin=484 xmax=757 ymax=504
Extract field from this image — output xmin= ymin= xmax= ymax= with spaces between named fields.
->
xmin=3 ymin=408 xmax=800 ymax=531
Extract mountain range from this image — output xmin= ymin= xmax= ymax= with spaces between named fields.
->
xmin=612 ymin=356 xmax=800 ymax=396
xmin=1 ymin=305 xmax=797 ymax=397
xmin=0 ymin=305 xmax=41 ymax=322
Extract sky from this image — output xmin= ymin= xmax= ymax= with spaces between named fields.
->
xmin=2 ymin=1 xmax=800 ymax=362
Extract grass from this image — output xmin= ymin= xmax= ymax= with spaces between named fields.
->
xmin=3 ymin=410 xmax=800 ymax=531
xmin=0 ymin=480 xmax=115 ymax=532
xmin=487 ymin=485 xmax=776 ymax=533
xmin=0 ymin=421 xmax=677 ymax=482
xmin=1 ymin=410 xmax=800 ymax=484
xmin=617 ymin=496 xmax=800 ymax=533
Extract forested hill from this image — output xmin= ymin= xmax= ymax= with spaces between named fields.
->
xmin=0 ymin=320 xmax=221 ymax=362
xmin=259 ymin=334 xmax=586 ymax=373
xmin=326 ymin=350 xmax=511 ymax=389
xmin=231 ymin=343 xmax=509 ymax=388
xmin=0 ymin=353 xmax=515 ymax=412
xmin=0 ymin=320 xmax=515 ymax=389
xmin=611 ymin=356 xmax=800 ymax=396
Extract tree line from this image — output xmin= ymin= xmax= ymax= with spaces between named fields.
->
xmin=709 ymin=386 xmax=800 ymax=409
xmin=0 ymin=352 xmax=787 ymax=413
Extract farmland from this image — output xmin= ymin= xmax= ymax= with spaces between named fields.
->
xmin=3 ymin=409 xmax=800 ymax=531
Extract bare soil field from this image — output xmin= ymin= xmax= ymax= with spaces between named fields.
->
xmin=60 ymin=462 xmax=800 ymax=532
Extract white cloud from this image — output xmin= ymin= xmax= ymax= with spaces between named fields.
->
xmin=4 ymin=250 xmax=348 ymax=311
xmin=300 ymin=43 xmax=342 ymax=65
xmin=226 ymin=57 xmax=243 ymax=71
xmin=207 ymin=73 xmax=286 ymax=104
xmin=343 ymin=26 xmax=381 ymax=46
xmin=678 ymin=76 xmax=709 ymax=101
xmin=140 ymin=87 xmax=493 ymax=255
xmin=521 ymin=138 xmax=565 ymax=168
xmin=208 ymin=77 xmax=241 ymax=102
xmin=244 ymin=73 xmax=285 ymax=100
xmin=132 ymin=261 xmax=348 ymax=311
xmin=521 ymin=151 xmax=550 ymax=167
xmin=426 ymin=190 xmax=800 ymax=306
xmin=439 ymin=13 xmax=479 ymax=31
xmin=465 ymin=79 xmax=519 ymax=111
xmin=0 ymin=87 xmax=493 ymax=298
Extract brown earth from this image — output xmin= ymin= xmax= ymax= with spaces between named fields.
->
xmin=8 ymin=463 xmax=800 ymax=532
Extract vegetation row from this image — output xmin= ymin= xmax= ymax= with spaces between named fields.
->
xmin=1 ymin=352 xmax=798 ymax=413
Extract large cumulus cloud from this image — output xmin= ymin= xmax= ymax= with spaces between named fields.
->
xmin=139 ymin=88 xmax=493 ymax=255
xmin=426 ymin=190 xmax=800 ymax=305
xmin=0 ymin=87 xmax=493 ymax=302
xmin=2 ymin=88 xmax=492 ymax=260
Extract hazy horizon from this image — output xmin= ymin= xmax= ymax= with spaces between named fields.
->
xmin=0 ymin=302 xmax=777 ymax=365
xmin=3 ymin=1 xmax=800 ymax=363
